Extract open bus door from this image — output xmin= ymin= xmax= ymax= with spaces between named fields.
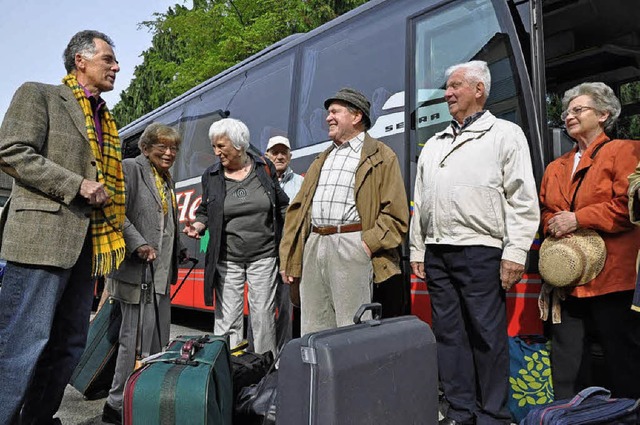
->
xmin=539 ymin=0 xmax=640 ymax=150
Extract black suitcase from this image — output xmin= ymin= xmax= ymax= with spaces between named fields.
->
xmin=277 ymin=303 xmax=438 ymax=425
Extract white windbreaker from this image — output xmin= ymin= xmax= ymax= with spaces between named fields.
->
xmin=409 ymin=111 xmax=540 ymax=265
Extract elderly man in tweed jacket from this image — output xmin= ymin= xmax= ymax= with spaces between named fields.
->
xmin=0 ymin=30 xmax=124 ymax=424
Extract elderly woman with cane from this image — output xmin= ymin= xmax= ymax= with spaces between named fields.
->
xmin=102 ymin=123 xmax=186 ymax=424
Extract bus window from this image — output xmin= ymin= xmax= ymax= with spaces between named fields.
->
xmin=219 ymin=54 xmax=295 ymax=154
xmin=170 ymin=53 xmax=295 ymax=182
xmin=293 ymin=2 xmax=406 ymax=149
xmin=411 ymin=0 xmax=527 ymax=158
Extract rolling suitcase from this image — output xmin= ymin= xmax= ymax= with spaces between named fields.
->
xmin=277 ymin=303 xmax=438 ymax=425
xmin=69 ymin=297 xmax=121 ymax=399
xmin=123 ymin=334 xmax=233 ymax=425
xmin=70 ymin=258 xmax=199 ymax=399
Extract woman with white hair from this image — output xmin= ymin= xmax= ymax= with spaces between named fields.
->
xmin=539 ymin=82 xmax=640 ymax=399
xmin=184 ymin=118 xmax=288 ymax=355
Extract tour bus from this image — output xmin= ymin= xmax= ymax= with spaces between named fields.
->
xmin=118 ymin=0 xmax=640 ymax=336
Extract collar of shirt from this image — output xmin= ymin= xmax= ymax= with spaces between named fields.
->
xmin=571 ymin=150 xmax=583 ymax=177
xmin=80 ymin=84 xmax=105 ymax=113
xmin=333 ymin=132 xmax=365 ymax=153
xmin=280 ymin=166 xmax=294 ymax=183
xmin=451 ymin=110 xmax=486 ymax=135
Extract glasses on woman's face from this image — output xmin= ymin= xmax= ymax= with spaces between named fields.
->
xmin=561 ymin=105 xmax=597 ymax=120
xmin=151 ymin=144 xmax=179 ymax=154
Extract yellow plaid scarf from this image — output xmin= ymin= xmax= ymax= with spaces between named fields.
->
xmin=150 ymin=161 xmax=177 ymax=215
xmin=63 ymin=73 xmax=126 ymax=276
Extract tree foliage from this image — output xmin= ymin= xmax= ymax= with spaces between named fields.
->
xmin=111 ymin=0 xmax=369 ymax=127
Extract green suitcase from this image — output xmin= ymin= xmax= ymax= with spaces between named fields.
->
xmin=69 ymin=297 xmax=121 ymax=399
xmin=123 ymin=335 xmax=232 ymax=425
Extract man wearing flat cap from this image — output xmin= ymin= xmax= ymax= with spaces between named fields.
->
xmin=279 ymin=88 xmax=409 ymax=334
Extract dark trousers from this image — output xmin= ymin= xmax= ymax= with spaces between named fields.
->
xmin=424 ymin=245 xmax=511 ymax=425
xmin=551 ymin=290 xmax=640 ymax=399
xmin=0 ymin=233 xmax=93 ymax=424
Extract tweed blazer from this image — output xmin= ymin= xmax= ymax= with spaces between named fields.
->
xmin=0 ymin=82 xmax=101 ymax=268
xmin=107 ymin=155 xmax=184 ymax=303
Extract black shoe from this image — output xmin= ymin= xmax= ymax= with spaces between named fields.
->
xmin=102 ymin=403 xmax=122 ymax=425
xmin=439 ymin=418 xmax=472 ymax=425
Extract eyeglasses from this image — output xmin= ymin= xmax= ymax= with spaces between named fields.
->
xmin=151 ymin=144 xmax=179 ymax=154
xmin=561 ymin=106 xmax=597 ymax=120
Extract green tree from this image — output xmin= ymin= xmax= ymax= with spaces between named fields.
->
xmin=112 ymin=0 xmax=369 ymax=127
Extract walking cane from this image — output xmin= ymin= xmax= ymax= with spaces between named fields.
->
xmin=133 ymin=263 xmax=162 ymax=370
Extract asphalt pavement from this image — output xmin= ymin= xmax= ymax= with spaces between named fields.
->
xmin=55 ymin=308 xmax=213 ymax=424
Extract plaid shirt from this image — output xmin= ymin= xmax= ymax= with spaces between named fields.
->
xmin=311 ymin=133 xmax=364 ymax=226
xmin=451 ymin=110 xmax=486 ymax=136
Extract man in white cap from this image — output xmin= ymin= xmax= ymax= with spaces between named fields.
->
xmin=265 ymin=136 xmax=304 ymax=200
xmin=264 ymin=135 xmax=303 ymax=350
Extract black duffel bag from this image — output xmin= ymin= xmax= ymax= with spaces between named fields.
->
xmin=231 ymin=350 xmax=274 ymax=404
xmin=235 ymin=370 xmax=278 ymax=425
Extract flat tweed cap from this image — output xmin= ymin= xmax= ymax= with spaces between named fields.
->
xmin=539 ymin=228 xmax=606 ymax=288
xmin=324 ymin=87 xmax=371 ymax=130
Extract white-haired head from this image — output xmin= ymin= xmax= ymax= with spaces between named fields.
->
xmin=208 ymin=118 xmax=250 ymax=151
xmin=445 ymin=60 xmax=491 ymax=98
xmin=562 ymin=82 xmax=621 ymax=131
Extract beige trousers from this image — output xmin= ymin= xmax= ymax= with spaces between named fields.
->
xmin=300 ymin=231 xmax=373 ymax=336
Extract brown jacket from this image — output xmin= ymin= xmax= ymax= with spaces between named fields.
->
xmin=279 ymin=133 xmax=409 ymax=283
xmin=539 ymin=133 xmax=640 ymax=297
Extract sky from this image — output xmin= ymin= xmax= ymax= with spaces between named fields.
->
xmin=0 ymin=0 xmax=191 ymax=122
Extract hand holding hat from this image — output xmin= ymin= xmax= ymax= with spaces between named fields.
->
xmin=547 ymin=211 xmax=578 ymax=238
xmin=539 ymin=228 xmax=606 ymax=288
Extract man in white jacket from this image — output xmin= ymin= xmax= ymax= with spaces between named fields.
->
xmin=409 ymin=60 xmax=539 ymax=425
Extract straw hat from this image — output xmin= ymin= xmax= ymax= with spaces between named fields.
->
xmin=539 ymin=228 xmax=606 ymax=287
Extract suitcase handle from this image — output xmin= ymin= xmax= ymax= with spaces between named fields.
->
xmin=180 ymin=339 xmax=204 ymax=362
xmin=353 ymin=303 xmax=382 ymax=324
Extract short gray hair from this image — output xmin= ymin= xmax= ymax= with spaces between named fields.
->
xmin=445 ymin=60 xmax=492 ymax=98
xmin=63 ymin=30 xmax=115 ymax=73
xmin=138 ymin=123 xmax=182 ymax=151
xmin=208 ymin=118 xmax=250 ymax=151
xmin=562 ymin=82 xmax=621 ymax=131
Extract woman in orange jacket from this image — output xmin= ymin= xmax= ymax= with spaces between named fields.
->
xmin=539 ymin=82 xmax=640 ymax=399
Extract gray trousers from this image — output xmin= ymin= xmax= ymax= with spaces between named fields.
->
xmin=215 ymin=257 xmax=278 ymax=355
xmin=300 ymin=232 xmax=373 ymax=335
xmin=246 ymin=275 xmax=293 ymax=353
xmin=106 ymin=293 xmax=171 ymax=411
